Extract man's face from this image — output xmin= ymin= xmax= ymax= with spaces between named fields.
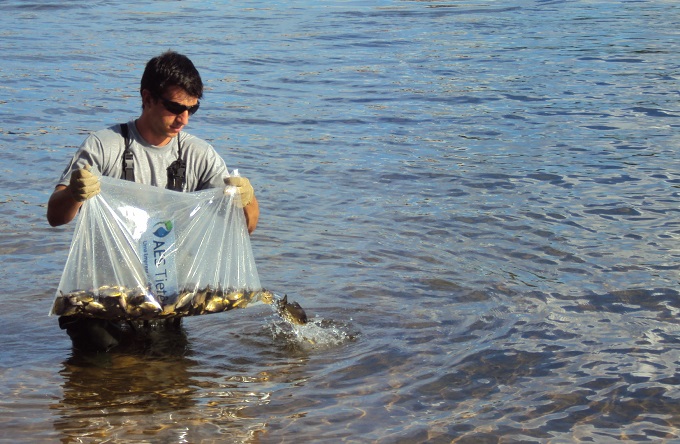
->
xmin=141 ymin=85 xmax=200 ymax=145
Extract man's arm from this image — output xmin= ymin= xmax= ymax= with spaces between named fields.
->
xmin=223 ymin=176 xmax=259 ymax=234
xmin=47 ymin=165 xmax=100 ymax=227
xmin=244 ymin=195 xmax=259 ymax=234
xmin=47 ymin=185 xmax=83 ymax=227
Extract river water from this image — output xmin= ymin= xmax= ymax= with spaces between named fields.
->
xmin=1 ymin=0 xmax=679 ymax=442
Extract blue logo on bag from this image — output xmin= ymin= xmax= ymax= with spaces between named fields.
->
xmin=141 ymin=218 xmax=178 ymax=303
xmin=153 ymin=221 xmax=173 ymax=238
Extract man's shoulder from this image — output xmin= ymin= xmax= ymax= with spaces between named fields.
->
xmin=77 ymin=124 xmax=125 ymax=155
xmin=180 ymin=132 xmax=219 ymax=158
xmin=87 ymin=123 xmax=124 ymax=142
xmin=180 ymin=131 xmax=212 ymax=148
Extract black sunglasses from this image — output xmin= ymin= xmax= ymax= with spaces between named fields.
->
xmin=158 ymin=96 xmax=200 ymax=116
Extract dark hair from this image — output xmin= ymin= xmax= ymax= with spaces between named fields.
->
xmin=140 ymin=51 xmax=203 ymax=100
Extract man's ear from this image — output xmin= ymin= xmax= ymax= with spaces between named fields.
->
xmin=140 ymin=89 xmax=154 ymax=110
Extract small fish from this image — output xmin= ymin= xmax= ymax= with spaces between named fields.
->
xmin=205 ymin=296 xmax=227 ymax=313
xmin=192 ymin=288 xmax=208 ymax=309
xmin=257 ymin=290 xmax=275 ymax=305
xmin=225 ymin=290 xmax=244 ymax=301
xmin=52 ymin=294 xmax=68 ymax=315
xmin=174 ymin=290 xmax=195 ymax=310
xmin=84 ymin=300 xmax=106 ymax=314
xmin=276 ymin=295 xmax=308 ymax=326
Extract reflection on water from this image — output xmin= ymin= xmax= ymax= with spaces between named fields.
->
xmin=54 ymin=354 xmax=198 ymax=441
xmin=52 ymin=328 xmax=270 ymax=442
xmin=49 ymin=311 xmax=356 ymax=442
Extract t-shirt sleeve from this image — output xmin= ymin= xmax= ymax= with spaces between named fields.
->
xmin=185 ymin=136 xmax=229 ymax=190
xmin=56 ymin=133 xmax=106 ymax=187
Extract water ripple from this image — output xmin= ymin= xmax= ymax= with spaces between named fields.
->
xmin=1 ymin=0 xmax=679 ymax=442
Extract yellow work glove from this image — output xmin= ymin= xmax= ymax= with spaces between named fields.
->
xmin=69 ymin=164 xmax=100 ymax=202
xmin=224 ymin=176 xmax=254 ymax=208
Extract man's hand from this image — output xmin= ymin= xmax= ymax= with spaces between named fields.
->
xmin=69 ymin=164 xmax=100 ymax=202
xmin=224 ymin=176 xmax=254 ymax=208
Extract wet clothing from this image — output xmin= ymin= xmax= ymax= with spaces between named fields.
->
xmin=59 ymin=316 xmax=185 ymax=353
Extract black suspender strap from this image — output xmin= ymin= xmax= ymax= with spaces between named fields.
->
xmin=166 ymin=135 xmax=186 ymax=192
xmin=120 ymin=123 xmax=135 ymax=182
xmin=120 ymin=122 xmax=185 ymax=191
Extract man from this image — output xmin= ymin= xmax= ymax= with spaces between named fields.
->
xmin=48 ymin=50 xmax=259 ymax=231
xmin=47 ymin=51 xmax=259 ymax=351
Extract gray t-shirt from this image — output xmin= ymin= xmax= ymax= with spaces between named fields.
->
xmin=57 ymin=120 xmax=228 ymax=192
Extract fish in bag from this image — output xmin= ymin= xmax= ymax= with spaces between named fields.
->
xmin=50 ymin=175 xmax=268 ymax=321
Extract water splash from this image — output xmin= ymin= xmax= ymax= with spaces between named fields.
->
xmin=267 ymin=311 xmax=356 ymax=350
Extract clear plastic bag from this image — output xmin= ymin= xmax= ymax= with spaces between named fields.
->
xmin=50 ymin=175 xmax=268 ymax=321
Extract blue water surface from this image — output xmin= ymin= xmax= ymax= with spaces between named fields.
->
xmin=0 ymin=1 xmax=679 ymax=442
